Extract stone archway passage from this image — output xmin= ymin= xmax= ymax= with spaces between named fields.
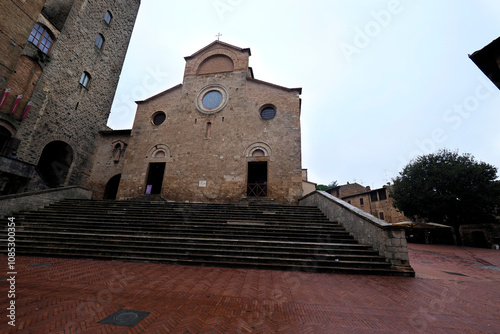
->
xmin=37 ymin=141 xmax=74 ymax=188
xmin=103 ymin=174 xmax=121 ymax=200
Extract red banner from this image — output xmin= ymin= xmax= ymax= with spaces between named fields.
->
xmin=21 ymin=101 xmax=32 ymax=120
xmin=0 ymin=89 xmax=10 ymax=109
xmin=10 ymin=95 xmax=22 ymax=114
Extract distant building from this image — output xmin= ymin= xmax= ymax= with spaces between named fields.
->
xmin=301 ymin=169 xmax=316 ymax=196
xmin=327 ymin=183 xmax=409 ymax=224
xmin=469 ymin=36 xmax=500 ymax=90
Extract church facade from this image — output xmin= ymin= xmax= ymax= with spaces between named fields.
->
xmin=89 ymin=41 xmax=304 ymax=204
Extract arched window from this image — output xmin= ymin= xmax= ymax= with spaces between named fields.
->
xmin=104 ymin=11 xmax=113 ymax=25
xmin=79 ymin=72 xmax=91 ymax=88
xmin=28 ymin=23 xmax=54 ymax=54
xmin=95 ymin=34 xmax=105 ymax=49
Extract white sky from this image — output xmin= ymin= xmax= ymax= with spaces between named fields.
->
xmin=107 ymin=0 xmax=500 ymax=188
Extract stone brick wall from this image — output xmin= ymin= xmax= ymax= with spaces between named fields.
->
xmin=300 ymin=191 xmax=413 ymax=270
xmin=87 ymin=129 xmax=130 ymax=199
xmin=0 ymin=186 xmax=91 ymax=217
xmin=14 ymin=0 xmax=140 ymax=188
xmin=0 ymin=0 xmax=45 ymax=91
xmin=116 ymin=42 xmax=303 ymax=204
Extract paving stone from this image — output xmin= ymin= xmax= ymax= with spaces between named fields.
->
xmin=0 ymin=244 xmax=499 ymax=333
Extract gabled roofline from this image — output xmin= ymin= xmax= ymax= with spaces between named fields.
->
xmin=136 ymin=84 xmax=183 ymax=104
xmin=184 ymin=40 xmax=251 ymax=60
xmin=247 ymin=77 xmax=302 ymax=94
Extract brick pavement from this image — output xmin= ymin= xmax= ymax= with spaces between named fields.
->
xmin=1 ymin=244 xmax=499 ymax=333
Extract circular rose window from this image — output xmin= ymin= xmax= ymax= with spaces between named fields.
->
xmin=202 ymin=91 xmax=223 ymax=110
xmin=195 ymin=84 xmax=228 ymax=114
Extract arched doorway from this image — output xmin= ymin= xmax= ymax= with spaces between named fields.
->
xmin=0 ymin=125 xmax=13 ymax=155
xmin=37 ymin=141 xmax=74 ymax=187
xmin=103 ymin=174 xmax=121 ymax=200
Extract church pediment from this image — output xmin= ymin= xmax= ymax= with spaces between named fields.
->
xmin=183 ymin=41 xmax=251 ymax=77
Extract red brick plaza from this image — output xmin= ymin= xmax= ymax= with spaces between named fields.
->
xmin=1 ymin=244 xmax=499 ymax=333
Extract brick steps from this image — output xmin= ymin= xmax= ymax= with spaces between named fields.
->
xmin=1 ymin=199 xmax=413 ymax=276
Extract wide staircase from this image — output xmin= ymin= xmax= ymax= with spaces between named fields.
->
xmin=1 ymin=199 xmax=412 ymax=276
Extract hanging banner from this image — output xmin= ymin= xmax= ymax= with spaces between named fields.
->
xmin=21 ymin=101 xmax=32 ymax=120
xmin=0 ymin=88 xmax=10 ymax=109
xmin=10 ymin=95 xmax=22 ymax=114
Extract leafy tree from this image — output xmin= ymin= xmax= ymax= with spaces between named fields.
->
xmin=328 ymin=181 xmax=339 ymax=188
xmin=316 ymin=181 xmax=338 ymax=191
xmin=391 ymin=149 xmax=500 ymax=245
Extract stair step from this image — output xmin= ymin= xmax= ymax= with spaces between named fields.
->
xmin=1 ymin=199 xmax=413 ymax=276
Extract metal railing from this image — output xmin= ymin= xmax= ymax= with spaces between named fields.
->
xmin=247 ymin=183 xmax=267 ymax=197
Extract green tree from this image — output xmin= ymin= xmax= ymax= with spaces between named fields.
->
xmin=391 ymin=149 xmax=500 ymax=245
xmin=316 ymin=181 xmax=338 ymax=191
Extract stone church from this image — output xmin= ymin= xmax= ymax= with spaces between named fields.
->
xmin=88 ymin=41 xmax=304 ymax=204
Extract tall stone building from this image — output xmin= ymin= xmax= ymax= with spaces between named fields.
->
xmin=89 ymin=41 xmax=304 ymax=204
xmin=0 ymin=0 xmax=140 ymax=194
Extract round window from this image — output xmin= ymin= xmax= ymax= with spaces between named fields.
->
xmin=195 ymin=84 xmax=228 ymax=114
xmin=152 ymin=112 xmax=166 ymax=125
xmin=202 ymin=91 xmax=223 ymax=110
xmin=260 ymin=107 xmax=276 ymax=120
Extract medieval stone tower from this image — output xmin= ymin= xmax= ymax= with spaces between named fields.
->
xmin=0 ymin=0 xmax=140 ymax=193
xmin=101 ymin=41 xmax=303 ymax=204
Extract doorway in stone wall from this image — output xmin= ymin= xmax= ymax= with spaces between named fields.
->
xmin=247 ymin=161 xmax=267 ymax=197
xmin=103 ymin=174 xmax=121 ymax=200
xmin=37 ymin=141 xmax=74 ymax=187
xmin=145 ymin=162 xmax=165 ymax=195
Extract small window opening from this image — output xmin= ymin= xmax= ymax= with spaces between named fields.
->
xmin=360 ymin=198 xmax=364 ymax=205
xmin=379 ymin=212 xmax=385 ymax=220
xmin=95 ymin=34 xmax=104 ymax=49
xmin=79 ymin=72 xmax=91 ymax=88
xmin=104 ymin=11 xmax=112 ymax=25
xmin=205 ymin=122 xmax=212 ymax=139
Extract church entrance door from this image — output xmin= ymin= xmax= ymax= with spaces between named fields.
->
xmin=247 ymin=161 xmax=267 ymax=197
xmin=145 ymin=162 xmax=165 ymax=195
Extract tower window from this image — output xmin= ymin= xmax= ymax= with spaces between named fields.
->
xmin=104 ymin=11 xmax=113 ymax=25
xmin=28 ymin=23 xmax=53 ymax=54
xmin=79 ymin=72 xmax=91 ymax=88
xmin=95 ymin=34 xmax=105 ymax=49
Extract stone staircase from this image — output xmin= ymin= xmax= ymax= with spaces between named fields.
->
xmin=1 ymin=199 xmax=413 ymax=276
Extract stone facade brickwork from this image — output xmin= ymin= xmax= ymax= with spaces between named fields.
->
xmin=114 ymin=41 xmax=303 ymax=204
xmin=87 ymin=129 xmax=130 ymax=200
xmin=0 ymin=0 xmax=45 ymax=89
xmin=300 ymin=191 xmax=413 ymax=272
xmin=6 ymin=0 xmax=140 ymax=190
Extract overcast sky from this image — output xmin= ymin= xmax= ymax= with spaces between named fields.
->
xmin=107 ymin=0 xmax=500 ymax=188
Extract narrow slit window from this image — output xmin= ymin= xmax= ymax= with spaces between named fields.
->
xmin=95 ymin=34 xmax=104 ymax=49
xmin=104 ymin=11 xmax=113 ymax=25
xmin=205 ymin=122 xmax=212 ymax=139
xmin=79 ymin=72 xmax=91 ymax=88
